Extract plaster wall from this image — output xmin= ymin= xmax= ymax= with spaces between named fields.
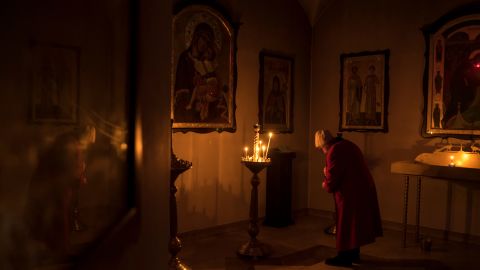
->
xmin=309 ymin=0 xmax=480 ymax=236
xmin=172 ymin=0 xmax=312 ymax=233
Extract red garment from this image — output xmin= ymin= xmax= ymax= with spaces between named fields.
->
xmin=323 ymin=138 xmax=383 ymax=251
xmin=24 ymin=132 xmax=86 ymax=253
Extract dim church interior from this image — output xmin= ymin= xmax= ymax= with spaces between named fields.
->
xmin=4 ymin=0 xmax=480 ymax=270
xmin=173 ymin=0 xmax=480 ymax=268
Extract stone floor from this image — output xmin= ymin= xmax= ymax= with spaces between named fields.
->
xmin=179 ymin=215 xmax=480 ymax=270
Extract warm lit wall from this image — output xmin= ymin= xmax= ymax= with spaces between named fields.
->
xmin=309 ymin=0 xmax=480 ymax=236
xmin=172 ymin=0 xmax=311 ymax=232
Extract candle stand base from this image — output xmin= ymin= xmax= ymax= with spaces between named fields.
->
xmin=169 ymin=149 xmax=192 ymax=270
xmin=237 ymin=239 xmax=271 ymax=259
xmin=238 ymin=160 xmax=271 ymax=260
xmin=168 ymin=258 xmax=191 ymax=270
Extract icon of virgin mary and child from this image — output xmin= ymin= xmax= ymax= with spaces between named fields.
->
xmin=173 ymin=20 xmax=229 ymax=123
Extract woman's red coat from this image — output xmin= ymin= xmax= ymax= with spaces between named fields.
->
xmin=323 ymin=139 xmax=383 ymax=251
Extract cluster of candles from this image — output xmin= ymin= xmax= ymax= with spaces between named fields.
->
xmin=242 ymin=126 xmax=273 ymax=162
xmin=449 ymin=155 xmax=456 ymax=167
xmin=448 ymin=153 xmax=472 ymax=167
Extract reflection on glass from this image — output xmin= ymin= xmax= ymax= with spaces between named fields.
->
xmin=0 ymin=1 xmax=131 ymax=268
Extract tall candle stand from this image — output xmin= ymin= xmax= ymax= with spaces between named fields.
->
xmin=169 ymin=149 xmax=192 ymax=270
xmin=238 ymin=160 xmax=271 ymax=258
xmin=238 ymin=124 xmax=272 ymax=258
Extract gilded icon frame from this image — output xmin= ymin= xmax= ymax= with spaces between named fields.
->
xmin=339 ymin=50 xmax=389 ymax=132
xmin=422 ymin=3 xmax=480 ymax=138
xmin=258 ymin=50 xmax=294 ymax=133
xmin=171 ymin=4 xmax=237 ymax=133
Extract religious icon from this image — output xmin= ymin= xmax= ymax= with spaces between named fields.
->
xmin=339 ymin=50 xmax=389 ymax=132
xmin=346 ymin=65 xmax=363 ymax=125
xmin=423 ymin=7 xmax=480 ymax=137
xmin=171 ymin=5 xmax=236 ymax=132
xmin=259 ymin=50 xmax=294 ymax=133
xmin=31 ymin=43 xmax=79 ymax=123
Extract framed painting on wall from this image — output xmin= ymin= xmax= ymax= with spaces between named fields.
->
xmin=339 ymin=50 xmax=390 ymax=132
xmin=171 ymin=4 xmax=237 ymax=132
xmin=30 ymin=43 xmax=79 ymax=124
xmin=422 ymin=3 xmax=480 ymax=138
xmin=258 ymin=50 xmax=294 ymax=133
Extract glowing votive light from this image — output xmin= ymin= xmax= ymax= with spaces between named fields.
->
xmin=241 ymin=125 xmax=273 ymax=162
xmin=449 ymin=155 xmax=455 ymax=167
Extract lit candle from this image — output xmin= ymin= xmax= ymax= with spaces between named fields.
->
xmin=449 ymin=155 xmax=455 ymax=167
xmin=262 ymin=145 xmax=266 ymax=161
xmin=244 ymin=146 xmax=248 ymax=159
xmin=259 ymin=141 xmax=263 ymax=160
xmin=265 ymin=132 xmax=273 ymax=159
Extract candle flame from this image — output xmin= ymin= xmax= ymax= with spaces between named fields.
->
xmin=241 ymin=125 xmax=274 ymax=162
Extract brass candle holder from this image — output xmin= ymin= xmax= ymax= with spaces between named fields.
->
xmin=238 ymin=124 xmax=273 ymax=259
xmin=238 ymin=160 xmax=271 ymax=259
xmin=169 ymin=150 xmax=192 ymax=270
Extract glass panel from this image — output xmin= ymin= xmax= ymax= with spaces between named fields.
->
xmin=0 ymin=0 xmax=131 ymax=268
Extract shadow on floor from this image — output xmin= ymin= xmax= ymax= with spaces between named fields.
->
xmin=355 ymin=256 xmax=451 ymax=270
xmin=226 ymin=245 xmax=451 ymax=270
